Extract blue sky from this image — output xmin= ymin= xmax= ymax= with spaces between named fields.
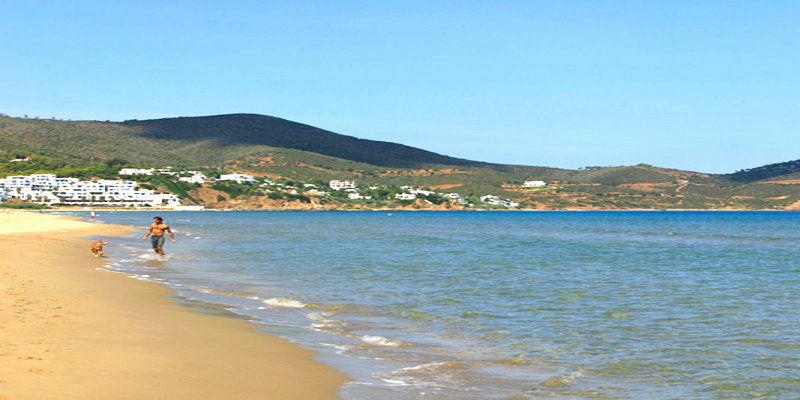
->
xmin=1 ymin=1 xmax=798 ymax=173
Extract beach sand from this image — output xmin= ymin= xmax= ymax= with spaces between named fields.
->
xmin=0 ymin=211 xmax=346 ymax=399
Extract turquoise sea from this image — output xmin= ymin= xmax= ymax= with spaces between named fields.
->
xmin=63 ymin=211 xmax=799 ymax=399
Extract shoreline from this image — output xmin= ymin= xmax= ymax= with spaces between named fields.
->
xmin=39 ymin=206 xmax=798 ymax=212
xmin=0 ymin=211 xmax=346 ymax=400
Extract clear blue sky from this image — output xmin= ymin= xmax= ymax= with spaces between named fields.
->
xmin=2 ymin=1 xmax=798 ymax=173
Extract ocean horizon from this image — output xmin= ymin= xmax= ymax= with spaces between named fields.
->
xmin=58 ymin=210 xmax=800 ymax=399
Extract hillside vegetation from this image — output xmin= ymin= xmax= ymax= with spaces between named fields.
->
xmin=2 ymin=113 xmax=800 ymax=210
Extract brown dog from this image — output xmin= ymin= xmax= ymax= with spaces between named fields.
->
xmin=91 ymin=240 xmax=108 ymax=257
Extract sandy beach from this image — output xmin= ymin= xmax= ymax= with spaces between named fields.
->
xmin=0 ymin=211 xmax=345 ymax=400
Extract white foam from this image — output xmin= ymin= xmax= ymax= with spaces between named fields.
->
xmin=376 ymin=362 xmax=460 ymax=389
xmin=378 ymin=378 xmax=412 ymax=386
xmin=261 ymin=297 xmax=307 ymax=308
xmin=396 ymin=362 xmax=447 ymax=373
xmin=128 ymin=274 xmax=154 ymax=281
xmin=319 ymin=342 xmax=354 ymax=352
xmin=137 ymin=253 xmax=168 ymax=261
xmin=307 ymin=312 xmax=348 ymax=331
xmin=360 ymin=335 xmax=403 ymax=347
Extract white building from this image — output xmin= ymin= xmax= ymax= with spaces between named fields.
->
xmin=119 ymin=168 xmax=154 ymax=176
xmin=179 ymin=175 xmax=205 ymax=184
xmin=179 ymin=172 xmax=207 ymax=184
xmin=523 ymin=180 xmax=547 ymax=188
xmin=0 ymin=174 xmax=181 ymax=207
xmin=481 ymin=195 xmax=518 ymax=208
xmin=329 ymin=180 xmax=357 ymax=190
xmin=219 ymin=173 xmax=255 ymax=184
xmin=348 ymin=193 xmax=372 ymax=200
xmin=305 ymin=189 xmax=329 ymax=196
xmin=395 ymin=193 xmax=417 ymax=200
xmin=445 ymin=193 xmax=468 ymax=205
xmin=155 ymin=168 xmax=175 ymax=175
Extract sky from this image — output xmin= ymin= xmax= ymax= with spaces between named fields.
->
xmin=1 ymin=1 xmax=798 ymax=173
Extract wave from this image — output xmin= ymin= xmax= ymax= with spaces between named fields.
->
xmin=260 ymin=297 xmax=307 ymax=308
xmin=360 ymin=335 xmax=404 ymax=347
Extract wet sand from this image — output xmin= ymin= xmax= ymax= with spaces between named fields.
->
xmin=0 ymin=211 xmax=346 ymax=400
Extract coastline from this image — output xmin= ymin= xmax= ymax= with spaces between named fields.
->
xmin=0 ymin=211 xmax=346 ymax=400
xmin=41 ymin=206 xmax=796 ymax=212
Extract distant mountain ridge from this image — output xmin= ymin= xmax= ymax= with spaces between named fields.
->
xmin=124 ymin=114 xmax=490 ymax=169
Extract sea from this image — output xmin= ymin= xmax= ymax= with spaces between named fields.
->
xmin=57 ymin=210 xmax=799 ymax=399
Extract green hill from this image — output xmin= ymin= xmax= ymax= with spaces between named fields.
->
xmin=726 ymin=159 xmax=800 ymax=183
xmin=123 ymin=114 xmax=490 ymax=168
xmin=0 ymin=113 xmax=567 ymax=192
xmin=3 ymin=113 xmax=800 ymax=210
xmin=569 ymin=165 xmax=677 ymax=186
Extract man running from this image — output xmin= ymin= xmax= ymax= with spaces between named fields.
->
xmin=142 ymin=216 xmax=176 ymax=256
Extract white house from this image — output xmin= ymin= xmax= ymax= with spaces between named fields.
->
xmin=395 ymin=193 xmax=417 ymax=200
xmin=445 ymin=193 xmax=468 ymax=205
xmin=178 ymin=175 xmax=205 ymax=184
xmin=329 ymin=180 xmax=357 ymax=190
xmin=179 ymin=172 xmax=207 ymax=184
xmin=155 ymin=168 xmax=176 ymax=175
xmin=219 ymin=173 xmax=255 ymax=184
xmin=118 ymin=168 xmax=154 ymax=176
xmin=305 ymin=189 xmax=329 ymax=196
xmin=481 ymin=195 xmax=518 ymax=208
xmin=348 ymin=193 xmax=372 ymax=200
xmin=523 ymin=180 xmax=547 ymax=188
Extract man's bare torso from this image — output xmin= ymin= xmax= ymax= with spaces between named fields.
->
xmin=149 ymin=222 xmax=170 ymax=236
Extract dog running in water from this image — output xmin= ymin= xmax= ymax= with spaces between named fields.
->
xmin=91 ymin=240 xmax=108 ymax=257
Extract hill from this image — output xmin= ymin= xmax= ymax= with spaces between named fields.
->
xmin=123 ymin=114 xmax=490 ymax=169
xmin=3 ymin=113 xmax=800 ymax=210
xmin=725 ymin=159 xmax=800 ymax=183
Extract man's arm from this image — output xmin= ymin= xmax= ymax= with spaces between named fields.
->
xmin=166 ymin=226 xmax=176 ymax=242
xmin=142 ymin=224 xmax=152 ymax=240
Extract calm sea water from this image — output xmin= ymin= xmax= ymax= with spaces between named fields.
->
xmin=62 ymin=211 xmax=799 ymax=399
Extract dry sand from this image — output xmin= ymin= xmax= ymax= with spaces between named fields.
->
xmin=0 ymin=211 xmax=346 ymax=399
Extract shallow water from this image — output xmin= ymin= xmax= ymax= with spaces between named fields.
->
xmin=64 ymin=211 xmax=800 ymax=399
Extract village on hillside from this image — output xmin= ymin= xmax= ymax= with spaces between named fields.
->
xmin=0 ymin=167 xmax=546 ymax=209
